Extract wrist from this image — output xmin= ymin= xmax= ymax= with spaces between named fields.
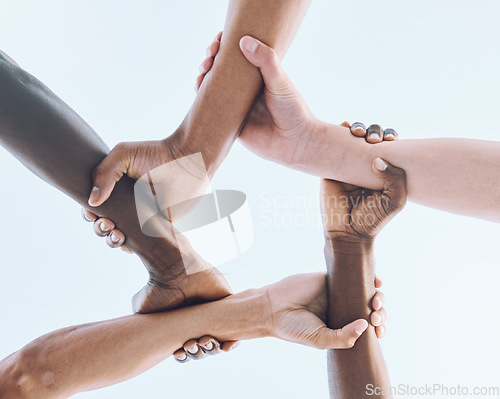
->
xmin=290 ymin=117 xmax=326 ymax=172
xmin=324 ymin=236 xmax=375 ymax=257
xmin=221 ymin=287 xmax=271 ymax=341
xmin=169 ymin=121 xmax=228 ymax=179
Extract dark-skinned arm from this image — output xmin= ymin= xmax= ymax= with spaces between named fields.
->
xmin=322 ymin=159 xmax=407 ymax=398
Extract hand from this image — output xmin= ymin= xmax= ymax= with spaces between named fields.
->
xmin=81 ymin=209 xmax=232 ymax=316
xmin=321 ymin=159 xmax=407 ymax=241
xmin=173 ymin=337 xmax=240 ymax=364
xmin=197 ymin=33 xmax=318 ymax=168
xmin=264 ymin=272 xmax=387 ymax=349
xmin=342 ymin=121 xmax=399 ymax=144
xmin=87 ymin=135 xmax=211 ymax=220
xmin=82 ymin=209 xmax=237 ymax=356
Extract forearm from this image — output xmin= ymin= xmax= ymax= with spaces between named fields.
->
xmin=325 ymin=239 xmax=391 ymax=399
xmin=303 ymin=123 xmax=500 ymax=222
xmin=0 ymin=59 xmax=196 ymax=289
xmin=176 ymin=0 xmax=310 ymax=176
xmin=0 ymin=289 xmax=267 ymax=399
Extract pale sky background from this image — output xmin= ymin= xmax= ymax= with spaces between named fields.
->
xmin=1 ymin=1 xmax=499 ymax=398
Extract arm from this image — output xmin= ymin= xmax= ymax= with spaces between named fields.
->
xmin=88 ymin=0 xmax=312 ymax=206
xmin=0 ymin=273 xmax=371 ymax=399
xmin=304 ymin=123 xmax=500 ymax=222
xmin=321 ymin=160 xmax=407 ymax=398
xmin=201 ymin=38 xmax=500 ymax=223
xmin=0 ymin=290 xmax=266 ymax=399
xmin=0 ymin=53 xmax=230 ymax=314
xmin=325 ymin=241 xmax=391 ymax=398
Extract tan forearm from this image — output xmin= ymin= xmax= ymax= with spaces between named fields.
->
xmin=325 ymin=239 xmax=391 ymax=399
xmin=177 ymin=0 xmax=311 ymax=176
xmin=0 ymin=289 xmax=266 ymax=399
xmin=304 ymin=123 xmax=500 ymax=222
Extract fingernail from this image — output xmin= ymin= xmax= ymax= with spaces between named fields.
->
xmin=372 ymin=313 xmax=381 ymax=326
xmin=355 ymin=320 xmax=368 ymax=335
xmin=100 ymin=222 xmax=110 ymax=232
xmin=202 ymin=341 xmax=214 ymax=351
xmin=374 ymin=158 xmax=388 ymax=171
xmin=175 ymin=353 xmax=187 ymax=361
xmin=369 ymin=133 xmax=380 ymax=140
xmin=88 ymin=187 xmax=100 ymax=206
xmin=244 ymin=37 xmax=258 ymax=53
xmin=187 ymin=345 xmax=199 ymax=354
xmin=110 ymin=233 xmax=120 ymax=243
xmin=83 ymin=213 xmax=93 ymax=222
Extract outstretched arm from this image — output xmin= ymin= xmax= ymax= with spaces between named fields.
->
xmin=0 ymin=273 xmax=374 ymax=398
xmin=0 ymin=290 xmax=266 ymax=398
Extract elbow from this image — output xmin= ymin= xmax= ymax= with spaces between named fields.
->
xmin=0 ymin=345 xmax=59 ymax=399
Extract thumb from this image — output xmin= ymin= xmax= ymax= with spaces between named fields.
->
xmin=372 ymin=158 xmax=408 ymax=213
xmin=316 ymin=319 xmax=369 ymax=349
xmin=239 ymin=35 xmax=291 ymax=94
xmin=88 ymin=145 xmax=130 ymax=207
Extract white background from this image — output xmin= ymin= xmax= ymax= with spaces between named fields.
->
xmin=0 ymin=0 xmax=499 ymax=398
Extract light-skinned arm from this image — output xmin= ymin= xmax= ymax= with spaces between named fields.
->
xmin=201 ymin=36 xmax=500 ymax=223
xmin=0 ymin=273 xmax=383 ymax=398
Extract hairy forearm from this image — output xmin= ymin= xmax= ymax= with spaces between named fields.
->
xmin=302 ymin=123 xmax=500 ymax=222
xmin=325 ymin=239 xmax=391 ymax=399
xmin=177 ymin=0 xmax=310 ymax=176
xmin=0 ymin=289 xmax=267 ymax=399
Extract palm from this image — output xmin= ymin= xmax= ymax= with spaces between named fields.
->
xmin=267 ymin=273 xmax=330 ymax=349
xmin=239 ymin=87 xmax=314 ymax=165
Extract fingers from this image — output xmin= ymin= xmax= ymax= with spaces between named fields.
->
xmin=221 ymin=340 xmax=240 ymax=352
xmin=195 ymin=31 xmax=222 ymax=93
xmin=345 ymin=121 xmax=399 ymax=142
xmin=375 ymin=325 xmax=386 ymax=339
xmin=173 ymin=337 xmax=233 ymax=363
xmin=198 ymin=336 xmax=223 ymax=355
xmin=371 ymin=307 xmax=387 ymax=328
xmin=85 ymin=214 xmax=131 ymax=252
xmin=317 ymin=319 xmax=368 ymax=349
xmin=199 ymin=56 xmax=214 ymax=75
xmin=173 ymin=348 xmax=190 ymax=363
xmin=374 ymin=275 xmax=383 ymax=289
xmin=93 ymin=218 xmax=115 ymax=237
xmin=82 ymin=208 xmax=98 ymax=222
xmin=372 ymin=158 xmax=408 ymax=213
xmin=350 ymin=122 xmax=367 ymax=137
xmin=366 ymin=124 xmax=384 ymax=144
xmin=106 ymin=229 xmax=126 ymax=249
xmin=88 ymin=144 xmax=131 ymax=207
xmin=239 ymin=36 xmax=290 ymax=94
xmin=371 ymin=290 xmax=385 ymax=311
xmin=383 ymin=128 xmax=399 ymax=141
xmin=182 ymin=340 xmax=207 ymax=361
